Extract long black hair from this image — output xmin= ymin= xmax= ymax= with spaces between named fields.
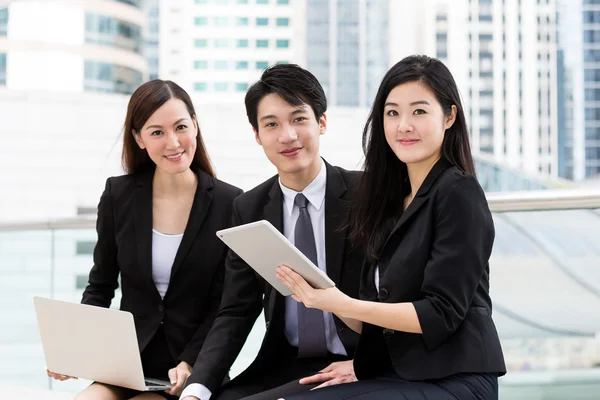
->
xmin=349 ymin=55 xmax=475 ymax=262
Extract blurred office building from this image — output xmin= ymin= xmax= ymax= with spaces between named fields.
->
xmin=557 ymin=0 xmax=600 ymax=181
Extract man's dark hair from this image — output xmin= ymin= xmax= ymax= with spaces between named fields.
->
xmin=244 ymin=64 xmax=327 ymax=131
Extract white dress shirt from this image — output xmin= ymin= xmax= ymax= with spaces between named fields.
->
xmin=279 ymin=160 xmax=347 ymax=356
xmin=180 ymin=160 xmax=345 ymax=400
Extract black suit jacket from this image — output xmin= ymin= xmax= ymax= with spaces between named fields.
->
xmin=81 ymin=168 xmax=243 ymax=366
xmin=354 ymin=159 xmax=506 ymax=381
xmin=186 ymin=161 xmax=363 ymax=394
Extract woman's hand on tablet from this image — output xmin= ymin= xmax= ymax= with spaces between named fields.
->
xmin=276 ymin=265 xmax=350 ymax=314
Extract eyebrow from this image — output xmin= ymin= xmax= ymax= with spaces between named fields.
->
xmin=259 ymin=106 xmax=309 ymax=122
xmin=384 ymin=100 xmax=431 ymax=107
xmin=145 ymin=118 xmax=189 ymax=130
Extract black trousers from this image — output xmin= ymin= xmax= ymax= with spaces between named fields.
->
xmin=283 ymin=373 xmax=498 ymax=400
xmin=215 ymin=343 xmax=350 ymax=400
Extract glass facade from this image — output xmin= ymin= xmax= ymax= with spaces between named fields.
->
xmin=143 ymin=0 xmax=159 ymax=80
xmin=306 ymin=0 xmax=330 ymax=96
xmin=0 ymin=7 xmax=7 ymax=36
xmin=306 ymin=0 xmax=388 ymax=107
xmin=583 ymin=2 xmax=600 ymax=177
xmin=0 ymin=53 xmax=6 ymax=86
xmin=84 ymin=60 xmax=143 ymax=95
xmin=365 ymin=0 xmax=388 ymax=105
xmin=85 ymin=13 xmax=142 ymax=54
xmin=336 ymin=1 xmax=360 ymax=107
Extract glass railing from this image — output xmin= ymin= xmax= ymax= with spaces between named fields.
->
xmin=1 ymin=188 xmax=600 ymax=398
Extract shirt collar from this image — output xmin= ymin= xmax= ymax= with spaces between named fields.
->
xmin=278 ymin=159 xmax=327 ymax=217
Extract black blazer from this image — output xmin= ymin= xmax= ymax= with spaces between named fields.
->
xmin=81 ymin=168 xmax=243 ymax=366
xmin=354 ymin=159 xmax=506 ymax=381
xmin=186 ymin=161 xmax=363 ymax=394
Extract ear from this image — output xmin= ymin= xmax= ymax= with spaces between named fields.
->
xmin=132 ymin=130 xmax=145 ymax=149
xmin=444 ymin=105 xmax=457 ymax=131
xmin=318 ymin=112 xmax=327 ymax=136
xmin=253 ymin=127 xmax=262 ymax=145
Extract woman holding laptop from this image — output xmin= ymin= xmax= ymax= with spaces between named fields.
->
xmin=47 ymin=80 xmax=242 ymax=399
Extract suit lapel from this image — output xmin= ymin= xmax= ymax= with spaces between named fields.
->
xmin=381 ymin=159 xmax=452 ymax=252
xmin=133 ymin=170 xmax=155 ymax=288
xmin=323 ymin=162 xmax=348 ymax=286
xmin=169 ymin=170 xmax=214 ymax=281
xmin=264 ymin=180 xmax=284 ymax=322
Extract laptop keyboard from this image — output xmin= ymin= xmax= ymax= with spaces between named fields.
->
xmin=145 ymin=377 xmax=171 ymax=389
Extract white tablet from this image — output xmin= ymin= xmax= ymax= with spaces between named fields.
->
xmin=216 ymin=220 xmax=335 ymax=296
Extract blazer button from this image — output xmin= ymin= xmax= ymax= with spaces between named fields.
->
xmin=158 ymin=305 xmax=164 ymax=312
xmin=265 ymin=321 xmax=270 ymax=330
xmin=378 ymin=288 xmax=389 ymax=300
xmin=382 ymin=328 xmax=394 ymax=336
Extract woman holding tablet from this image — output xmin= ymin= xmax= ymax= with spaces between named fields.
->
xmin=276 ymin=55 xmax=506 ymax=400
xmin=47 ymin=80 xmax=242 ymax=399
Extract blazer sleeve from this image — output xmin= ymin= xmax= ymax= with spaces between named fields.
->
xmin=177 ymin=188 xmax=244 ymax=366
xmin=412 ymin=174 xmax=494 ymax=351
xmin=184 ymin=197 xmax=264 ymax=393
xmin=81 ymin=178 xmax=120 ymax=307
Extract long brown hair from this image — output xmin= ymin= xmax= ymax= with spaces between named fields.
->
xmin=121 ymin=79 xmax=215 ymax=177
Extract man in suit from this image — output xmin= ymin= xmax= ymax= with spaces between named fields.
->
xmin=180 ymin=64 xmax=364 ymax=400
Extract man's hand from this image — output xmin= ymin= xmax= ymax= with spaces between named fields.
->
xmin=165 ymin=361 xmax=193 ymax=396
xmin=181 ymin=397 xmax=199 ymax=400
xmin=299 ymin=360 xmax=357 ymax=390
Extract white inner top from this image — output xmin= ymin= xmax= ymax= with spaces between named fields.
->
xmin=151 ymin=229 xmax=183 ymax=298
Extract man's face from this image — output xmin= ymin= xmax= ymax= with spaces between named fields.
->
xmin=254 ymin=93 xmax=326 ymax=177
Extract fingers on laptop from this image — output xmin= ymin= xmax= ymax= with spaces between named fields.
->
xmin=46 ymin=368 xmax=76 ymax=381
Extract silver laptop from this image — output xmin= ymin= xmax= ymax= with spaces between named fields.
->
xmin=33 ymin=296 xmax=172 ymax=391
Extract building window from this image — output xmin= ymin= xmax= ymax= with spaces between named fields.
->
xmin=214 ymin=16 xmax=229 ymax=26
xmin=256 ymin=61 xmax=269 ymax=69
xmin=85 ymin=13 xmax=142 ymax=53
xmin=195 ymin=17 xmax=208 ymax=26
xmin=214 ymin=38 xmax=229 ymax=48
xmin=276 ymin=39 xmax=289 ymax=48
xmin=257 ymin=0 xmax=269 ymax=4
xmin=214 ymin=60 xmax=229 ymax=70
xmin=194 ymin=60 xmax=208 ymax=69
xmin=276 ymin=17 xmax=289 ymax=27
xmin=84 ymin=60 xmax=143 ymax=95
xmin=195 ymin=82 xmax=208 ymax=91
xmin=236 ymin=17 xmax=249 ymax=26
xmin=235 ymin=82 xmax=249 ymax=91
xmin=75 ymin=275 xmax=89 ymax=290
xmin=215 ymin=82 xmax=229 ymax=92
xmin=277 ymin=0 xmax=289 ymax=4
xmin=236 ymin=61 xmax=249 ymax=69
xmin=236 ymin=0 xmax=249 ymax=3
xmin=195 ymin=39 xmax=208 ymax=48
xmin=256 ymin=39 xmax=269 ymax=48
xmin=0 ymin=8 xmax=7 ymax=36
xmin=256 ymin=17 xmax=269 ymax=26
xmin=195 ymin=0 xmax=209 ymax=3
xmin=276 ymin=60 xmax=289 ymax=65
xmin=215 ymin=0 xmax=229 ymax=4
xmin=0 ymin=53 xmax=5 ymax=86
xmin=236 ymin=39 xmax=249 ymax=48
xmin=76 ymin=241 xmax=96 ymax=255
